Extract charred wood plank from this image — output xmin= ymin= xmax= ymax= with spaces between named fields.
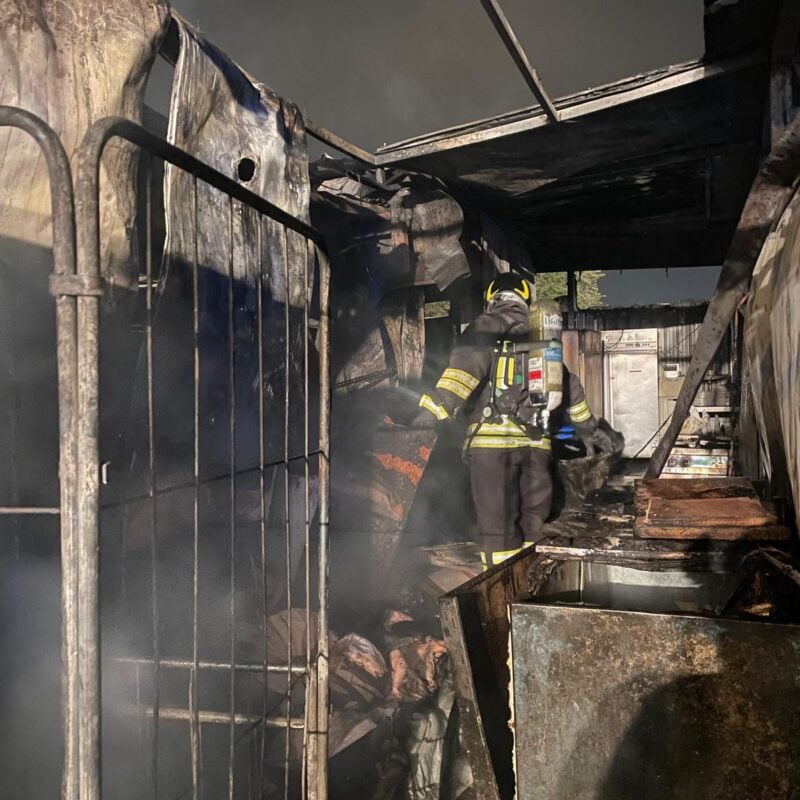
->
xmin=645 ymin=497 xmax=777 ymax=527
xmin=635 ymin=522 xmax=790 ymax=541
xmin=633 ymin=476 xmax=756 ymax=515
xmin=536 ymin=535 xmax=787 ymax=572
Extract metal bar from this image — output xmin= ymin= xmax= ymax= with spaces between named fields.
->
xmin=227 ymin=194 xmax=237 ymax=800
xmin=646 ymin=113 xmax=800 ymax=477
xmin=0 ymin=506 xmax=61 ymax=515
xmin=100 ymin=453 xmax=323 ymax=512
xmin=144 ymin=150 xmax=160 ymax=800
xmin=74 ymin=119 xmax=104 ymax=800
xmin=282 ymin=226 xmax=293 ymax=800
xmin=304 ymin=116 xmax=377 ymax=166
xmin=78 ymin=118 xmax=324 ymax=247
xmin=135 ymin=663 xmax=145 ymax=763
xmin=116 ymin=657 xmax=306 ymax=675
xmin=256 ymin=214 xmax=270 ymax=796
xmin=301 ymin=238 xmax=311 ymax=800
xmin=0 ymin=105 xmax=79 ymax=800
xmin=479 ymin=0 xmax=558 ymax=123
xmin=303 ymin=241 xmax=316 ymax=798
xmin=312 ymin=247 xmax=331 ymax=800
xmin=190 ymin=174 xmax=201 ymax=800
xmin=140 ymin=708 xmax=306 ymax=729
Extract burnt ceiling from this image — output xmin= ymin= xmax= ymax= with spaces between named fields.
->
xmin=374 ymin=0 xmax=786 ymax=271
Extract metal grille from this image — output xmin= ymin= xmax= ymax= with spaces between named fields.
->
xmin=0 ymin=108 xmax=330 ymax=800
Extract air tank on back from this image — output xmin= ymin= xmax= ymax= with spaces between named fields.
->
xmin=528 ymin=299 xmax=564 ymax=412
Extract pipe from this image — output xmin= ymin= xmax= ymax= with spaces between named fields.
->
xmin=0 ymin=105 xmax=80 ymax=800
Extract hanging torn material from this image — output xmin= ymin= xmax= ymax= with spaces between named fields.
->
xmin=165 ymin=15 xmax=310 ymax=297
xmin=0 ymin=0 xmax=169 ymax=284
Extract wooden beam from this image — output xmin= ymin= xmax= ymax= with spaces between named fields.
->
xmin=479 ymin=0 xmax=559 ymax=123
xmin=646 ymin=112 xmax=800 ymax=478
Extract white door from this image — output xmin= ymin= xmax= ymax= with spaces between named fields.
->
xmin=604 ymin=351 xmax=659 ymax=458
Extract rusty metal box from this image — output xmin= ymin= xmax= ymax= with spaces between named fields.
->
xmin=510 ymin=602 xmax=800 ymax=800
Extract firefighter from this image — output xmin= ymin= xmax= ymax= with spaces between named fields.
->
xmin=416 ymin=273 xmax=617 ymax=569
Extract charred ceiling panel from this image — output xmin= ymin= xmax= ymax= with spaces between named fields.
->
xmin=378 ymin=59 xmax=769 ymax=269
xmin=704 ymin=0 xmax=783 ymax=60
xmin=165 ymin=17 xmax=310 ymax=290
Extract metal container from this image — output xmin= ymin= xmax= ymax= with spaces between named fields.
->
xmin=510 ymin=592 xmax=800 ymax=800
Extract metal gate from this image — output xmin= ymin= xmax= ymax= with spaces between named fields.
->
xmin=0 ymin=107 xmax=330 ymax=800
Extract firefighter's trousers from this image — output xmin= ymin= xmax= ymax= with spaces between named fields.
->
xmin=468 ymin=446 xmax=552 ymax=559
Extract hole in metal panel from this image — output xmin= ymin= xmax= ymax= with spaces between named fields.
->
xmin=237 ymin=157 xmax=256 ymax=182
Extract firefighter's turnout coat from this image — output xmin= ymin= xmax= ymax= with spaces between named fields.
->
xmin=419 ymin=299 xmax=593 ymax=451
xmin=418 ymin=297 xmax=595 ymax=564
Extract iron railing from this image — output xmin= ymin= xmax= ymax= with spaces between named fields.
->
xmin=0 ymin=107 xmax=330 ymax=800
xmin=0 ymin=104 xmax=82 ymax=800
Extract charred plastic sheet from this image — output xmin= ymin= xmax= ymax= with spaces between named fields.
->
xmin=510 ymin=603 xmax=800 ymax=800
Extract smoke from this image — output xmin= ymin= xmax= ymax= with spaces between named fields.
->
xmin=0 ymin=551 xmax=63 ymax=796
xmin=170 ymin=0 xmax=702 ymax=151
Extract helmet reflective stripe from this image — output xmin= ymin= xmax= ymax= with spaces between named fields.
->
xmin=484 ymin=275 xmax=532 ymax=305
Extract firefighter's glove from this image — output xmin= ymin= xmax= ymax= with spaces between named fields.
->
xmin=575 ymin=419 xmax=621 ymax=456
xmin=588 ymin=425 xmax=619 ymax=455
xmin=411 ymin=410 xmax=440 ymax=429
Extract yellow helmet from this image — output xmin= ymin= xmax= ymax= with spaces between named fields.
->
xmin=484 ymin=274 xmax=532 ymax=305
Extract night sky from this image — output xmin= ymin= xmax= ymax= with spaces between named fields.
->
xmin=163 ymin=0 xmax=719 ymax=305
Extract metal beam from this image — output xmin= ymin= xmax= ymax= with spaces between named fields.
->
xmin=479 ymin=0 xmax=559 ymax=123
xmin=376 ymin=54 xmax=762 ymax=164
xmin=304 ymin=116 xmax=377 ymax=166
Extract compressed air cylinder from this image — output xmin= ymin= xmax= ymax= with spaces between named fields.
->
xmin=528 ymin=300 xmax=564 ymax=411
xmin=528 ymin=299 xmax=563 ymax=341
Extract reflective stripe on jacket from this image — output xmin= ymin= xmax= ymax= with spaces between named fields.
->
xmin=465 ymin=421 xmax=551 ymax=451
xmin=419 ymin=298 xmax=596 ymax=449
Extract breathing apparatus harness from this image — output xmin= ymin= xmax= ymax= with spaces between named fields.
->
xmin=464 ymin=277 xmax=565 ymax=450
